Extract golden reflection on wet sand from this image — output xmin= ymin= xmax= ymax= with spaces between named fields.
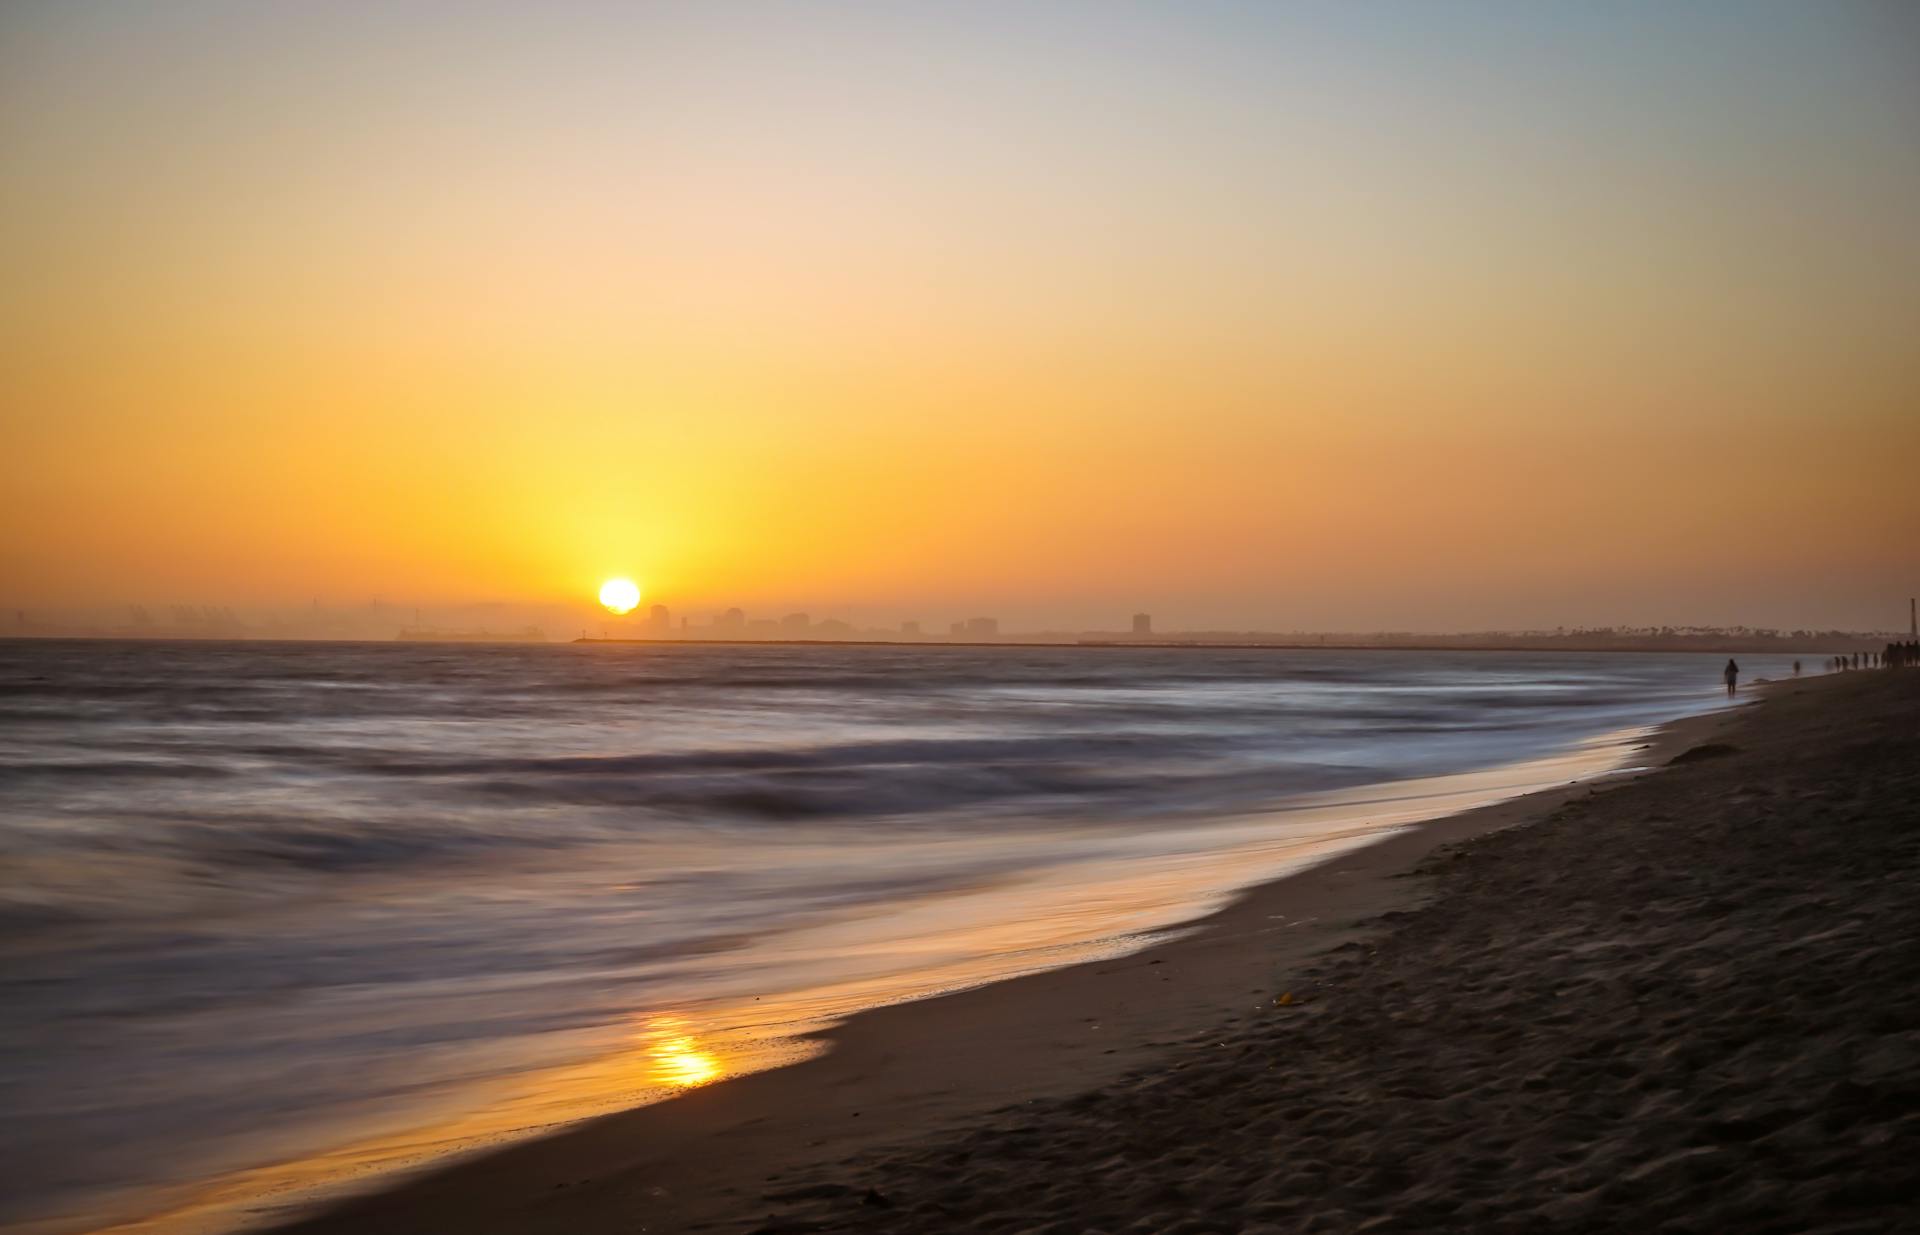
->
xmin=639 ymin=1016 xmax=723 ymax=1089
xmin=87 ymin=1011 xmax=797 ymax=1235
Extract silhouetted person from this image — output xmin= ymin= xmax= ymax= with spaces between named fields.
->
xmin=1793 ymin=660 xmax=1801 ymax=677
xmin=1724 ymin=658 xmax=1739 ymax=697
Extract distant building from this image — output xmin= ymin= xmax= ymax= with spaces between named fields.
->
xmin=949 ymin=620 xmax=968 ymax=637
xmin=815 ymin=618 xmax=853 ymax=637
xmin=718 ymin=607 xmax=746 ymax=630
xmin=782 ymin=612 xmax=811 ymax=633
xmin=964 ymin=617 xmax=998 ymax=638
xmin=649 ymin=604 xmax=671 ymax=635
xmin=748 ymin=619 xmax=780 ymax=634
xmin=900 ymin=620 xmax=921 ymax=637
xmin=1132 ymin=613 xmax=1152 ymax=635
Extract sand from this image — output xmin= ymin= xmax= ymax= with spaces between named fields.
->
xmin=273 ymin=670 xmax=1919 ymax=1235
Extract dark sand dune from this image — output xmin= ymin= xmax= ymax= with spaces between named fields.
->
xmin=745 ymin=673 xmax=1919 ymax=1233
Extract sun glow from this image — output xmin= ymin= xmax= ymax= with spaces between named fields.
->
xmin=598 ymin=577 xmax=641 ymax=615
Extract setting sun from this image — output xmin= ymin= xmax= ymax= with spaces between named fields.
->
xmin=598 ymin=578 xmax=641 ymax=615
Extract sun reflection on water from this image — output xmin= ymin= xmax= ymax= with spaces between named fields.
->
xmin=641 ymin=1016 xmax=722 ymax=1088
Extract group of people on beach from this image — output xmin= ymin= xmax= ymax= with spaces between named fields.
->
xmin=1818 ymin=644 xmax=1918 ymax=673
xmin=1738 ymin=646 xmax=1917 ymax=695
xmin=1877 ymin=641 xmax=1920 ymax=669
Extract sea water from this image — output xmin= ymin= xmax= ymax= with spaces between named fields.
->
xmin=0 ymin=640 xmax=1806 ymax=1232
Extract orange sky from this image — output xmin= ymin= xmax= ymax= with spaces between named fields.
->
xmin=3 ymin=3 xmax=1916 ymax=632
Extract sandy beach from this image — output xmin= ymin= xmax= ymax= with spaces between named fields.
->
xmin=260 ymin=669 xmax=1918 ymax=1234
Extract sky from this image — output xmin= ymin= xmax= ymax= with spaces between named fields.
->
xmin=3 ymin=1 xmax=1917 ymax=633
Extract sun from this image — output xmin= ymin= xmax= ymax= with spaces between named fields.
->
xmin=598 ymin=577 xmax=641 ymax=615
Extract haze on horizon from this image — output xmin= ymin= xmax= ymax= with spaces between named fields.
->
xmin=3 ymin=1 xmax=1916 ymax=635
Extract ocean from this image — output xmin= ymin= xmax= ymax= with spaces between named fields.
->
xmin=0 ymin=639 xmax=1808 ymax=1232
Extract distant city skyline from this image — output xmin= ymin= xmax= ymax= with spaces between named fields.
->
xmin=13 ymin=586 xmax=1920 ymax=645
xmin=7 ymin=593 xmax=1912 ymax=653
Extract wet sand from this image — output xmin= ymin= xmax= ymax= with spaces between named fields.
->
xmin=272 ymin=671 xmax=1918 ymax=1234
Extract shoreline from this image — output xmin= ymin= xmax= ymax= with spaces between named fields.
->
xmin=247 ymin=686 xmax=1763 ymax=1235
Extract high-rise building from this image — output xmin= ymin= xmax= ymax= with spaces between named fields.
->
xmin=782 ymin=612 xmax=811 ymax=632
xmin=964 ymin=617 xmax=998 ymax=638
xmin=1132 ymin=613 xmax=1152 ymax=635
xmin=718 ymin=607 xmax=746 ymax=630
xmin=649 ymin=604 xmax=671 ymax=635
xmin=900 ymin=620 xmax=921 ymax=637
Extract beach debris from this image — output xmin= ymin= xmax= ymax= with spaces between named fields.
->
xmin=861 ymin=1187 xmax=894 ymax=1209
xmin=1669 ymin=742 xmax=1739 ymax=765
xmin=1275 ymin=991 xmax=1296 ymax=1007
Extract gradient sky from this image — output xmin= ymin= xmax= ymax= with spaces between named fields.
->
xmin=3 ymin=1 xmax=1916 ymax=632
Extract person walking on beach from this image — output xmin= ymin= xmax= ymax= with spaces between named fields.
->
xmin=1793 ymin=660 xmax=1801 ymax=677
xmin=1724 ymin=658 xmax=1739 ymax=697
